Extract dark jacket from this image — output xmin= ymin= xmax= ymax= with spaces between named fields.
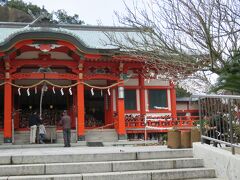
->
xmin=29 ymin=114 xmax=40 ymax=127
xmin=60 ymin=115 xmax=71 ymax=129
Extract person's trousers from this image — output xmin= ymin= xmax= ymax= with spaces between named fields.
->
xmin=30 ymin=125 xmax=37 ymax=143
xmin=39 ymin=134 xmax=45 ymax=144
xmin=63 ymin=129 xmax=71 ymax=146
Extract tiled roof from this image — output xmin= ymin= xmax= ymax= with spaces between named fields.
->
xmin=0 ymin=22 xmax=143 ymax=51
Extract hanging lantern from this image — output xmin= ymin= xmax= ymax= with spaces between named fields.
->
xmin=107 ymin=88 xmax=111 ymax=96
xmin=35 ymin=87 xmax=37 ymax=94
xmin=101 ymin=90 xmax=103 ymax=96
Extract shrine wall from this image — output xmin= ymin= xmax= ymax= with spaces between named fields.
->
xmin=136 ymin=89 xmax=140 ymax=111
xmin=189 ymin=102 xmax=198 ymax=110
xmin=85 ymin=80 xmax=107 ymax=86
xmin=124 ymin=79 xmax=138 ymax=86
xmin=177 ymin=103 xmax=188 ymax=110
xmin=16 ymin=51 xmax=73 ymax=60
xmin=113 ymin=89 xmax=116 ymax=112
xmin=167 ymin=89 xmax=171 ymax=110
xmin=144 ymin=79 xmax=169 ymax=86
xmin=14 ymin=79 xmax=72 ymax=86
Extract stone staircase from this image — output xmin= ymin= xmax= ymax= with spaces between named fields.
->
xmin=85 ymin=129 xmax=118 ymax=142
xmin=0 ymin=148 xmax=218 ymax=180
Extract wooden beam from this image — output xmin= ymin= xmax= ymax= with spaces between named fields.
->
xmin=11 ymin=59 xmax=78 ymax=69
xmin=12 ymin=72 xmax=78 ymax=80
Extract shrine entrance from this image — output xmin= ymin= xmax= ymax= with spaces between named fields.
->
xmin=84 ymin=89 xmax=105 ymax=128
xmin=13 ymin=86 xmax=74 ymax=129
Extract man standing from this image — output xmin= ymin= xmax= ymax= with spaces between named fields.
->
xmin=29 ymin=111 xmax=40 ymax=144
xmin=60 ymin=110 xmax=71 ymax=147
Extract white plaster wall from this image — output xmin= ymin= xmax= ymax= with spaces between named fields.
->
xmin=50 ymin=52 xmax=73 ymax=60
xmin=16 ymin=51 xmax=38 ymax=59
xmin=145 ymin=90 xmax=149 ymax=111
xmin=177 ymin=103 xmax=188 ymax=110
xmin=193 ymin=142 xmax=240 ymax=180
xmin=167 ymin=89 xmax=171 ymax=110
xmin=85 ymin=80 xmax=107 ymax=86
xmin=136 ymin=89 xmax=140 ymax=111
xmin=16 ymin=51 xmax=73 ymax=60
xmin=189 ymin=102 xmax=198 ymax=110
xmin=20 ymin=68 xmax=67 ymax=73
xmin=146 ymin=113 xmax=172 ymax=117
xmin=125 ymin=113 xmax=140 ymax=116
xmin=14 ymin=79 xmax=71 ymax=86
xmin=144 ymin=79 xmax=169 ymax=86
xmin=113 ymin=89 xmax=116 ymax=112
xmin=124 ymin=79 xmax=139 ymax=86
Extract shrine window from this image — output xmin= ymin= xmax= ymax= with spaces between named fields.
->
xmin=124 ymin=89 xmax=137 ymax=110
xmin=148 ymin=89 xmax=167 ymax=109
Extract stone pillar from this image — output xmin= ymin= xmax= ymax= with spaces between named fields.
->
xmin=77 ymin=80 xmax=85 ymax=141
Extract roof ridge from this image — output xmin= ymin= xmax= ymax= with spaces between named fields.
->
xmin=0 ymin=21 xmax=143 ymax=32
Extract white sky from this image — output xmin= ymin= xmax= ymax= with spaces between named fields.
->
xmin=23 ymin=0 xmax=128 ymax=25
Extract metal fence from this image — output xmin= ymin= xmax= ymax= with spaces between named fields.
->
xmin=192 ymin=94 xmax=240 ymax=154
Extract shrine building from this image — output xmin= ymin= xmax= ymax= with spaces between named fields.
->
xmin=0 ymin=21 xmax=194 ymax=144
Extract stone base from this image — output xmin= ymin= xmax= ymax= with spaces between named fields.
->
xmin=4 ymin=137 xmax=12 ymax=143
xmin=78 ymin=135 xmax=85 ymax=141
xmin=118 ymin=134 xmax=127 ymax=140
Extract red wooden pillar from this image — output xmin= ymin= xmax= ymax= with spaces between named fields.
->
xmin=104 ymin=94 xmax=107 ymax=124
xmin=170 ymin=81 xmax=177 ymax=120
xmin=139 ymin=75 xmax=146 ymax=116
xmin=4 ymin=79 xmax=12 ymax=143
xmin=109 ymin=89 xmax=114 ymax=124
xmin=117 ymin=84 xmax=126 ymax=140
xmin=77 ymin=80 xmax=85 ymax=141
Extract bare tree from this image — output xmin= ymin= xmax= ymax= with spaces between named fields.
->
xmin=105 ymin=0 xmax=240 ymax=92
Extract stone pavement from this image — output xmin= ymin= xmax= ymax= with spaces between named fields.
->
xmin=0 ymin=144 xmax=169 ymax=156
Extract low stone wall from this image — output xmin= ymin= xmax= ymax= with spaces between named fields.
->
xmin=0 ymin=130 xmax=77 ymax=144
xmin=193 ymin=142 xmax=240 ymax=180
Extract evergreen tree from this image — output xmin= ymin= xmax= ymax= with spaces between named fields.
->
xmin=176 ymin=85 xmax=192 ymax=97
xmin=213 ymin=52 xmax=240 ymax=94
xmin=6 ymin=0 xmax=84 ymax=24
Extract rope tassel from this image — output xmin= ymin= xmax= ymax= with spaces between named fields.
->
xmin=27 ymin=88 xmax=30 ymax=96
xmin=18 ymin=88 xmax=21 ymax=96
xmin=69 ymin=87 xmax=72 ymax=95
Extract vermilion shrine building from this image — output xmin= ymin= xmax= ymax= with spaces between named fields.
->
xmin=0 ymin=21 xmax=194 ymax=144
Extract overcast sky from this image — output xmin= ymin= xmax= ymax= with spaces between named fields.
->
xmin=23 ymin=0 xmax=129 ymax=25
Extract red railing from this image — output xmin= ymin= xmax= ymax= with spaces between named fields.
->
xmin=125 ymin=115 xmax=199 ymax=132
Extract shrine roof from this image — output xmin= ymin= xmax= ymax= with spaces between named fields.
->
xmin=176 ymin=97 xmax=198 ymax=102
xmin=0 ymin=22 xmax=144 ymax=54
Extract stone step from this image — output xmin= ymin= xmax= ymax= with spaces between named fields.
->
xmin=188 ymin=179 xmax=227 ymax=180
xmin=0 ymin=168 xmax=216 ymax=180
xmin=0 ymin=158 xmax=203 ymax=176
xmin=1 ymin=149 xmax=193 ymax=164
xmin=85 ymin=129 xmax=118 ymax=142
